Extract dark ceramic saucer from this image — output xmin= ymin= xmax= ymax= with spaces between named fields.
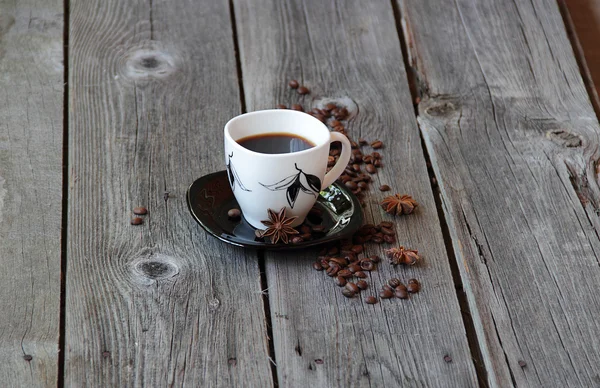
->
xmin=187 ymin=171 xmax=363 ymax=250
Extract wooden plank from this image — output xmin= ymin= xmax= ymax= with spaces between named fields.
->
xmin=400 ymin=0 xmax=600 ymax=386
xmin=234 ymin=0 xmax=479 ymax=386
xmin=65 ymin=0 xmax=273 ymax=386
xmin=0 ymin=1 xmax=63 ymax=386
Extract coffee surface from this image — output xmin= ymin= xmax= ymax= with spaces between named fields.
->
xmin=237 ymin=133 xmax=315 ymax=154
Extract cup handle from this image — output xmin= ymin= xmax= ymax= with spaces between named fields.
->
xmin=321 ymin=132 xmax=352 ymax=190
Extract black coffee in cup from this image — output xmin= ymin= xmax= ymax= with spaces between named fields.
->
xmin=237 ymin=133 xmax=315 ymax=154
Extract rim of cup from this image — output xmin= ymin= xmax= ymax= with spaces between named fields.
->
xmin=224 ymin=109 xmax=331 ymax=158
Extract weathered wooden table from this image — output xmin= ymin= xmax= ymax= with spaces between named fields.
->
xmin=3 ymin=0 xmax=600 ymax=386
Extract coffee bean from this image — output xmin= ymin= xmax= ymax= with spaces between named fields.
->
xmin=289 ymin=79 xmax=299 ymax=89
xmin=443 ymin=355 xmax=452 ymax=363
xmin=365 ymin=296 xmax=378 ymax=304
xmin=395 ymin=288 xmax=409 ymax=299
xmin=360 ymin=260 xmax=374 ymax=271
xmin=345 ymin=181 xmax=358 ymax=190
xmin=312 ymin=262 xmax=323 ymax=271
xmin=326 ymin=264 xmax=340 ymax=277
xmin=327 ymin=156 xmax=335 ymax=166
xmin=381 ymin=227 xmax=395 ymax=236
xmin=327 ymin=247 xmax=339 ymax=255
xmin=396 ymin=284 xmax=407 ymax=292
xmin=371 ymin=140 xmax=383 ymax=149
xmin=325 ymin=102 xmax=337 ymax=111
xmin=297 ymin=86 xmax=310 ymax=95
xmin=23 ymin=355 xmax=33 ymax=361
xmin=330 ymin=148 xmax=341 ymax=156
xmin=388 ymin=278 xmax=401 ymax=288
xmin=407 ymin=279 xmax=421 ymax=293
xmin=334 ymin=125 xmax=345 ymax=132
xmin=130 ymin=217 xmax=143 ymax=225
xmin=380 ymin=289 xmax=393 ymax=299
xmin=133 ymin=207 xmax=148 ymax=215
xmin=335 ymin=108 xmax=349 ymax=120
xmin=372 ymin=152 xmax=381 ymax=159
xmin=379 ymin=185 xmax=391 ymax=191
xmin=312 ymin=225 xmax=326 ymax=234
xmin=353 ymin=154 xmax=363 ymax=163
xmin=382 ymin=285 xmax=393 ymax=292
xmin=227 ymin=208 xmax=241 ymax=219
xmin=329 ymin=257 xmax=348 ymax=266
xmin=298 ymin=225 xmax=310 ymax=235
xmin=342 ymin=288 xmax=355 ymax=298
xmin=357 ymin=280 xmax=368 ymax=290
xmin=359 ymin=138 xmax=367 ymax=145
xmin=276 ymin=104 xmax=287 ymax=109
xmin=383 ymin=235 xmax=395 ymax=244
xmin=319 ymin=258 xmax=330 ymax=269
xmin=348 ymin=245 xmax=361 ymax=254
xmin=334 ymin=276 xmax=347 ymax=287
xmin=366 ymin=164 xmax=377 ymax=174
xmin=380 ymin=221 xmax=394 ymax=228
xmin=348 ymin=264 xmax=361 ymax=273
xmin=363 ymin=155 xmax=373 ymax=164
xmin=357 ymin=182 xmax=367 ymax=189
xmin=338 ymin=269 xmax=352 ymax=278
xmin=291 ymin=236 xmax=304 ymax=244
xmin=345 ymin=282 xmax=360 ymax=294
xmin=518 ymin=360 xmax=527 ymax=368
xmin=372 ymin=237 xmax=383 ymax=244
xmin=300 ymin=233 xmax=312 ymax=240
xmin=351 ymin=164 xmax=360 ymax=172
xmin=374 ymin=160 xmax=382 ymax=167
xmin=355 ymin=271 xmax=367 ymax=278
xmin=291 ymin=104 xmax=303 ymax=111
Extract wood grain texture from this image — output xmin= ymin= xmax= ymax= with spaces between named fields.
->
xmin=234 ymin=0 xmax=479 ymax=386
xmin=400 ymin=0 xmax=600 ymax=386
xmin=66 ymin=0 xmax=273 ymax=386
xmin=0 ymin=0 xmax=63 ymax=386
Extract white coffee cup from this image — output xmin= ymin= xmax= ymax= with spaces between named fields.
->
xmin=224 ymin=109 xmax=352 ymax=229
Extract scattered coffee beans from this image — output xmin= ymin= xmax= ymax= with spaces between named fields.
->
xmin=288 ymin=79 xmax=299 ymax=89
xmin=297 ymin=86 xmax=310 ymax=95
xmin=371 ymin=140 xmax=383 ymax=149
xmin=130 ymin=217 xmax=143 ymax=225
xmin=357 ymin=280 xmax=368 ymax=290
xmin=365 ymin=296 xmax=378 ymax=304
xmin=380 ymin=289 xmax=393 ymax=299
xmin=379 ymin=185 xmax=391 ymax=192
xmin=133 ymin=207 xmax=148 ymax=215
xmin=276 ymin=104 xmax=287 ymax=109
xmin=342 ymin=288 xmax=355 ymax=298
xmin=227 ymin=208 xmax=241 ymax=220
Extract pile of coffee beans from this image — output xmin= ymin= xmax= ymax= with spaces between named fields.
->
xmin=379 ymin=278 xmax=420 ymax=300
xmin=312 ymin=251 xmax=380 ymax=301
xmin=279 ymin=79 xmax=423 ymax=305
xmin=130 ymin=206 xmax=148 ymax=225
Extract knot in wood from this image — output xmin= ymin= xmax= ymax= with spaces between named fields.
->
xmin=546 ymin=130 xmax=582 ymax=148
xmin=208 ymin=298 xmax=220 ymax=310
xmin=425 ymin=102 xmax=456 ymax=116
xmin=131 ymin=253 xmax=180 ymax=284
xmin=121 ymin=46 xmax=178 ymax=81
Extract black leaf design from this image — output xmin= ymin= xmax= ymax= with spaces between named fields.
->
xmin=227 ymin=152 xmax=251 ymax=192
xmin=305 ymin=173 xmax=321 ymax=193
xmin=286 ymin=177 xmax=302 ymax=208
xmin=259 ymin=163 xmax=321 ymax=208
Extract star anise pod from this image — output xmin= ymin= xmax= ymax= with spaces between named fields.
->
xmin=385 ymin=246 xmax=421 ymax=265
xmin=260 ymin=207 xmax=299 ymax=244
xmin=380 ymin=194 xmax=418 ymax=215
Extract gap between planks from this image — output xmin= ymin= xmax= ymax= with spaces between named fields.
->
xmin=228 ymin=0 xmax=279 ymax=386
xmin=390 ymin=0 xmax=489 ymax=386
xmin=57 ymin=0 xmax=70 ymax=385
